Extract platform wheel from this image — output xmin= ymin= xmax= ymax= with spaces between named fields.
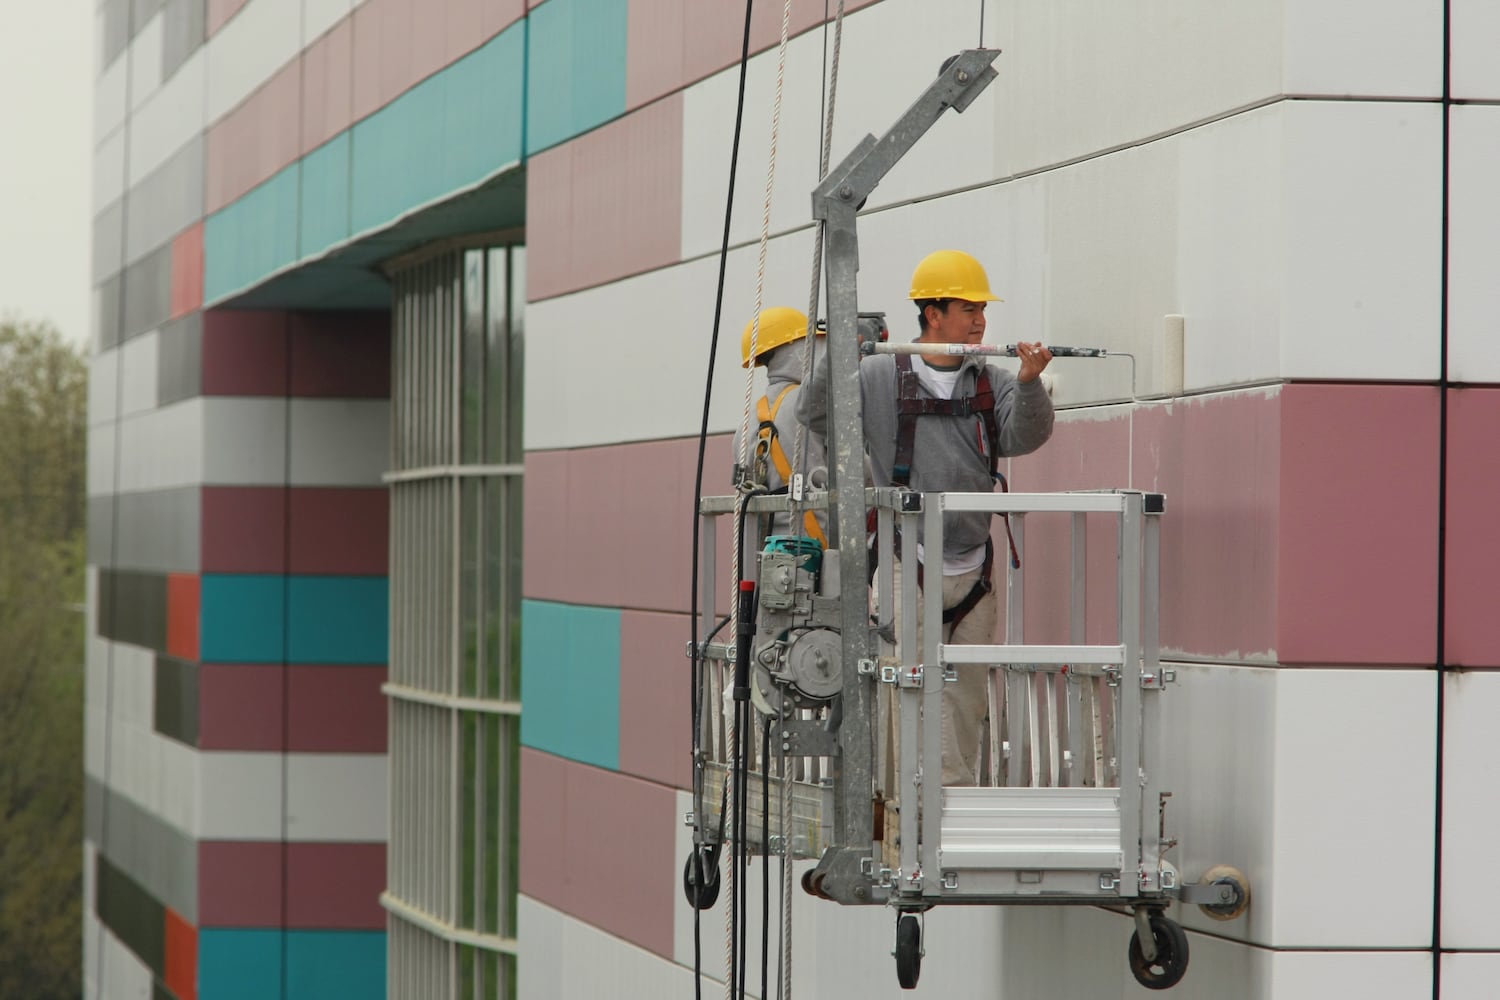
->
xmin=1128 ymin=912 xmax=1189 ymax=990
xmin=682 ymin=848 xmax=721 ymax=911
xmin=894 ymin=912 xmax=923 ymax=990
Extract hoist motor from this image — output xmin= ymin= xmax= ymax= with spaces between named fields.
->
xmin=748 ymin=536 xmax=843 ymax=716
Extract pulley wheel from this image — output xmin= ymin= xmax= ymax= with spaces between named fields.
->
xmin=1197 ymin=864 xmax=1251 ymax=921
xmin=682 ymin=848 xmax=721 ymax=911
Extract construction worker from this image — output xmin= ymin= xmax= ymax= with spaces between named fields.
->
xmin=799 ymin=249 xmax=1054 ymax=787
xmin=739 ymin=306 xmax=829 ymax=546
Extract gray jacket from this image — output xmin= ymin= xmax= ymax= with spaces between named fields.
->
xmin=735 ymin=341 xmax=829 ymax=537
xmin=798 ymin=349 xmax=1054 ymax=562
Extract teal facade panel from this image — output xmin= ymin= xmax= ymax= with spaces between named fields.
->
xmin=200 ymin=574 xmax=287 ymax=664
xmin=286 ymin=576 xmax=389 ymax=665
xmin=520 ymin=599 xmax=620 ymax=770
xmin=299 ymin=133 xmax=352 ymax=259
xmin=198 ymin=929 xmax=282 ymax=1000
xmin=351 ymin=23 xmax=527 ymax=236
xmin=525 ymin=0 xmax=628 ymax=156
xmin=286 ymin=929 xmax=386 ymax=1000
xmin=203 ymin=164 xmax=300 ymax=303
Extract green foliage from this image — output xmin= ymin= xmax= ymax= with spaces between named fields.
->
xmin=0 ymin=317 xmax=86 ymax=999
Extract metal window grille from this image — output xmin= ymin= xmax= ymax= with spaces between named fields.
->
xmin=384 ymin=241 xmax=525 ymax=1000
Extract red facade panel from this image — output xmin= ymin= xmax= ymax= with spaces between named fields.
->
xmin=285 ymin=842 xmax=387 ymax=929
xmin=205 ymin=59 xmax=304 ymax=214
xmin=287 ymin=488 xmax=389 ymax=576
xmin=618 ymin=610 xmax=692 ymax=789
xmin=287 ymin=310 xmax=391 ymax=398
xmin=164 ymin=907 xmax=199 ymax=1000
xmin=202 ymin=487 xmax=288 ymax=576
xmin=170 ymin=224 xmax=205 ymax=319
xmin=286 ymin=665 xmax=389 ymax=753
xmin=199 ymin=664 xmax=286 ymax=752
xmin=206 ymin=0 xmax=251 ymax=37
xmin=166 ymin=573 xmax=202 ymax=662
xmin=1445 ymin=387 xmax=1500 ymax=667
xmin=201 ymin=309 xmax=290 ymax=397
xmin=301 ymin=18 xmax=355 ymax=155
xmin=198 ymin=840 xmax=283 ymax=926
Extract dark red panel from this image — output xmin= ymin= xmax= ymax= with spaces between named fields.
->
xmin=287 ymin=665 xmax=388 ymax=753
xmin=201 ymin=310 xmax=289 ymax=397
xmin=198 ymin=664 xmax=285 ymax=752
xmin=287 ymin=488 xmax=389 ymax=575
xmin=1445 ymin=387 xmax=1500 ymax=667
xmin=285 ymin=842 xmax=386 ymax=929
xmin=198 ymin=841 xmax=283 ymax=927
xmin=201 ymin=487 xmax=288 ymax=575
xmin=288 ymin=311 xmax=391 ymax=399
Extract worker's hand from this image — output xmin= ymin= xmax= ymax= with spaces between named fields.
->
xmin=1015 ymin=341 xmax=1053 ymax=383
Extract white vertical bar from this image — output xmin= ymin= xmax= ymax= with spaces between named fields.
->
xmin=1004 ymin=516 xmax=1026 ymax=787
xmin=920 ymin=500 xmax=943 ymax=890
xmin=1115 ymin=493 xmax=1143 ymax=896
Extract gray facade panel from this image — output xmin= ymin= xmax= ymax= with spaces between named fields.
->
xmin=121 ymin=245 xmax=173 ymax=343
xmin=88 ymin=495 xmax=115 ymax=566
xmin=85 ymin=777 xmax=197 ymax=923
xmin=153 ymin=654 xmax=199 ymax=747
xmin=121 ymin=488 xmax=200 ymax=573
xmin=96 ymin=568 xmax=167 ymax=652
xmin=125 ymin=136 xmax=203 ymax=266
xmin=131 ymin=0 xmax=166 ymax=34
xmin=94 ymin=200 xmax=124 ymax=284
xmin=97 ymin=273 xmax=123 ymax=352
xmin=101 ymin=0 xmax=130 ymax=69
xmin=161 ymin=0 xmax=205 ymax=81
xmin=157 ymin=311 xmax=203 ymax=405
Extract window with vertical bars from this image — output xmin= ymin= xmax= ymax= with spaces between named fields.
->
xmin=384 ymin=240 xmax=525 ymax=1000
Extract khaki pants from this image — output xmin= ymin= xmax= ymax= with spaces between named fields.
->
xmin=879 ymin=558 xmax=998 ymax=796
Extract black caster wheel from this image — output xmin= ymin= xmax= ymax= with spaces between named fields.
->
xmin=1128 ymin=913 xmax=1190 ymax=990
xmin=894 ymin=912 xmax=922 ymax=990
xmin=682 ymin=848 xmax=721 ymax=911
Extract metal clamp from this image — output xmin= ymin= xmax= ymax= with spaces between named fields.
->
xmin=858 ymin=658 xmax=878 ymax=677
xmin=941 ymin=871 xmax=959 ymax=890
xmin=1099 ymin=873 xmax=1121 ymax=892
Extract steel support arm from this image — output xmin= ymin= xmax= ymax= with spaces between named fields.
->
xmin=810 ymin=48 xmax=1001 ymax=905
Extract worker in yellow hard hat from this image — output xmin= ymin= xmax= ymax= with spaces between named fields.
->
xmin=739 ymin=306 xmax=828 ymax=546
xmin=800 ymin=249 xmax=1055 ymax=792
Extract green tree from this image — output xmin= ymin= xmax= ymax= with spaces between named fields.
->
xmin=0 ymin=317 xmax=87 ymax=999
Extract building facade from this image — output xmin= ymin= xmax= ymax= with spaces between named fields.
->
xmin=87 ymin=1 xmax=1500 ymax=998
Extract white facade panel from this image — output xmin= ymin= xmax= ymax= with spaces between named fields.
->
xmin=94 ymin=126 xmax=128 ymax=211
xmin=88 ymin=422 xmax=118 ymax=497
xmin=303 ymin=0 xmax=353 ymax=46
xmin=1451 ymin=0 xmax=1500 ymax=99
xmin=118 ymin=398 xmax=207 ymax=492
xmin=286 ymin=754 xmax=389 ymax=841
xmin=1441 ymin=671 xmax=1500 ymax=949
xmin=87 ymin=707 xmax=199 ymax=839
xmin=521 ymin=897 xmax=704 ymax=1000
xmin=1441 ymin=952 xmax=1500 ymax=999
xmin=1281 ymin=0 xmax=1443 ymax=98
xmin=1268 ymin=668 xmax=1435 ymax=948
xmin=84 ymin=907 xmax=155 ymax=1000
xmin=287 ymin=399 xmax=392 ymax=486
xmin=526 ymin=231 xmax=817 ymax=451
xmin=200 ymin=752 xmax=284 ymax=840
xmin=94 ymin=56 xmax=128 ymax=146
xmin=128 ymin=48 xmax=206 ymax=184
xmin=128 ymin=12 xmax=164 ymax=110
xmin=1280 ymin=100 xmax=1442 ymax=382
xmin=205 ymin=0 xmax=302 ymax=125
xmin=1266 ymin=949 xmax=1431 ymax=999
xmin=89 ymin=346 xmax=120 ymax=428
xmin=200 ymin=397 xmax=288 ymax=486
xmin=1446 ymin=105 xmax=1500 ymax=383
xmin=990 ymin=1 xmax=1282 ymax=179
xmin=677 ymin=31 xmax=826 ymax=260
xmin=119 ymin=330 xmax=160 ymax=418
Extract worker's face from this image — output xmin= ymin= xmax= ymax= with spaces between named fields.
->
xmin=923 ymin=299 xmax=987 ymax=345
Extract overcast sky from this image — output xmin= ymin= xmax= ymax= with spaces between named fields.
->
xmin=0 ymin=1 xmax=93 ymax=349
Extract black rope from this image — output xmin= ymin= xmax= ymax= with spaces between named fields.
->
xmin=688 ymin=0 xmax=759 ymax=994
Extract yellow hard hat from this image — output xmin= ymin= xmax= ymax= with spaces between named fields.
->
xmin=908 ymin=250 xmax=1003 ymax=302
xmin=741 ymin=306 xmax=819 ymax=367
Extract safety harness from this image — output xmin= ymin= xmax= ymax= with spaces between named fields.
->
xmin=755 ymin=385 xmax=829 ymax=547
xmin=890 ymin=352 xmax=1021 ymax=628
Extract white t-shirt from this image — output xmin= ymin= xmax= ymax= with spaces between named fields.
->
xmin=911 ymin=357 xmax=989 ymax=577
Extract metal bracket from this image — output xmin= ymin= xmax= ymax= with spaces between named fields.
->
xmin=778 ymin=719 xmax=840 ymax=758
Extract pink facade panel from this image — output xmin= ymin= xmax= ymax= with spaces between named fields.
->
xmin=1445 ymin=387 xmax=1500 ymax=666
xmin=287 ymin=488 xmax=389 ymax=576
xmin=519 ymin=750 xmax=676 ymax=959
xmin=170 ymin=224 xmax=205 ymax=319
xmin=285 ymin=842 xmax=387 ymax=928
xmin=286 ymin=665 xmax=388 ymax=752
xmin=1007 ymin=409 xmax=1132 ymax=647
xmin=205 ymin=60 xmax=304 ymax=214
xmin=619 ymin=610 xmax=693 ymax=789
xmin=523 ymin=435 xmax=734 ymax=616
xmin=302 ymin=18 xmax=355 ymax=155
xmin=481 ymin=0 xmax=529 ymax=37
xmin=202 ymin=309 xmax=289 ymax=396
xmin=199 ymin=664 xmax=285 ymax=751
xmin=1134 ymin=391 xmax=1283 ymax=662
xmin=207 ymin=0 xmax=251 ymax=37
xmin=202 ymin=487 xmax=288 ymax=575
xmin=199 ymin=841 xmax=282 ymax=926
xmin=1278 ymin=383 xmax=1440 ymax=665
xmin=527 ymin=94 xmax=684 ymax=302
